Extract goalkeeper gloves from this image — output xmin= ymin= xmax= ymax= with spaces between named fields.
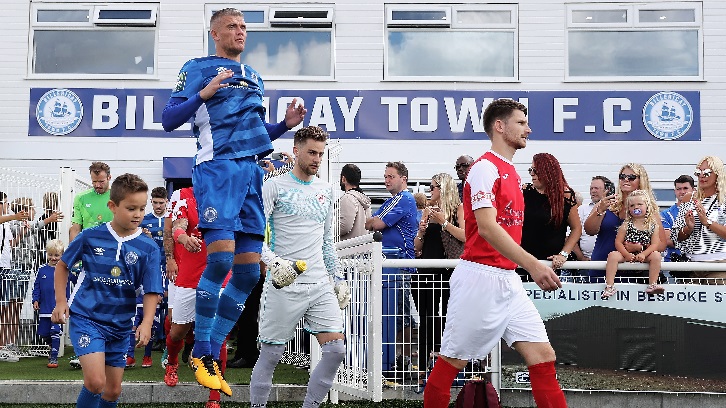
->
xmin=333 ymin=279 xmax=351 ymax=309
xmin=270 ymin=257 xmax=307 ymax=289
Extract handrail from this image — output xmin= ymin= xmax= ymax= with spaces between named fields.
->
xmin=381 ymin=259 xmax=726 ymax=272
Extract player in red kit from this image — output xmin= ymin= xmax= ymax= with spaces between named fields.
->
xmin=424 ymin=99 xmax=567 ymax=408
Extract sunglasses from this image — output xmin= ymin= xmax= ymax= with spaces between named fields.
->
xmin=694 ymin=169 xmax=714 ymax=178
xmin=527 ymin=167 xmax=537 ymax=175
xmin=429 ymin=184 xmax=440 ymax=190
xmin=618 ymin=173 xmax=639 ymax=182
xmin=454 ymin=163 xmax=471 ymax=170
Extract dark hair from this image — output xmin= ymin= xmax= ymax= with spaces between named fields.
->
xmin=151 ymin=187 xmax=168 ymax=199
xmin=110 ymin=174 xmax=148 ymax=205
xmin=210 ymin=8 xmax=243 ymax=28
xmin=386 ymin=161 xmax=408 ymax=179
xmin=592 ymin=175 xmax=615 ymax=195
xmin=674 ymin=174 xmax=695 ymax=188
xmin=340 ymin=164 xmax=362 ymax=186
xmin=89 ymin=161 xmax=111 ymax=176
xmin=293 ymin=126 xmax=329 ymax=146
xmin=483 ymin=99 xmax=528 ymax=136
xmin=532 ymin=153 xmax=570 ymax=227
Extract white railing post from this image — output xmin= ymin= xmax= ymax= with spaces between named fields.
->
xmin=370 ymin=241 xmax=383 ymax=402
xmin=58 ymin=167 xmax=75 ymax=357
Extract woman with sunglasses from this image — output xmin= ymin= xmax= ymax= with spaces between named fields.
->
xmin=584 ymin=163 xmax=667 ymax=283
xmin=519 ymin=153 xmax=581 ymax=281
xmin=413 ymin=173 xmax=465 ymax=390
xmin=670 ymin=156 xmax=726 ymax=283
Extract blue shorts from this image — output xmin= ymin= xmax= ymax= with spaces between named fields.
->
xmin=70 ymin=314 xmax=128 ymax=368
xmin=37 ymin=317 xmax=62 ymax=338
xmin=192 ymin=157 xmax=266 ymax=237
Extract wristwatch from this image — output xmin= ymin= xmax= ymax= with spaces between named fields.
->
xmin=559 ymin=251 xmax=570 ymax=258
xmin=707 ymin=219 xmax=713 ymax=227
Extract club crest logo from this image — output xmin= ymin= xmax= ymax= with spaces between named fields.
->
xmin=642 ymin=92 xmax=693 ymax=141
xmin=36 ymin=89 xmax=83 ymax=136
xmin=203 ymin=207 xmax=218 ymax=223
xmin=125 ymin=251 xmax=139 ymax=265
xmin=78 ymin=334 xmax=91 ymax=348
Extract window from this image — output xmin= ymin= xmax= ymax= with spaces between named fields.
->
xmin=385 ymin=4 xmax=518 ymax=81
xmin=566 ymin=3 xmax=702 ymax=81
xmin=30 ymin=3 xmax=158 ymax=78
xmin=205 ymin=5 xmax=334 ymax=80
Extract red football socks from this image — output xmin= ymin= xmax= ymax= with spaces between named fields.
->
xmin=166 ymin=335 xmax=184 ymax=366
xmin=528 ymin=361 xmax=568 ymax=407
xmin=423 ymin=357 xmax=461 ymax=408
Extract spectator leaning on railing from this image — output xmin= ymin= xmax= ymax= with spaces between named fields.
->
xmin=671 ymin=155 xmax=726 ymax=283
xmin=584 ymin=163 xmax=667 ymax=283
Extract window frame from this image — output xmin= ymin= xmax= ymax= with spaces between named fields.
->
xmin=29 ymin=2 xmax=159 ymax=79
xmin=205 ymin=4 xmax=335 ymax=81
xmin=384 ymin=3 xmax=519 ymax=82
xmin=565 ymin=2 xmax=703 ymax=82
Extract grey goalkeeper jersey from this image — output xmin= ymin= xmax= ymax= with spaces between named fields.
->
xmin=261 ymin=172 xmax=341 ymax=284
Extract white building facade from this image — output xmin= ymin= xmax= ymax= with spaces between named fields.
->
xmin=1 ymin=0 xmax=723 ymax=200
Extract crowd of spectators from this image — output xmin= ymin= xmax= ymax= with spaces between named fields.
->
xmin=1 ymin=150 xmax=724 ymax=389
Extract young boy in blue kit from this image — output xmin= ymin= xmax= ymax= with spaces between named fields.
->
xmin=32 ymin=238 xmax=70 ymax=368
xmin=52 ymin=173 xmax=163 ymax=408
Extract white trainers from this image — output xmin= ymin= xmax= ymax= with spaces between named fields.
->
xmin=0 ymin=345 xmax=20 ymax=363
xmin=69 ymin=355 xmax=81 ymax=369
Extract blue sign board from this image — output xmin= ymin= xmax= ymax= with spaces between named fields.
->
xmin=29 ymin=88 xmax=700 ymax=141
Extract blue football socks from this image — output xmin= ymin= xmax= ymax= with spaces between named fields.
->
xmin=193 ymin=251 xmax=234 ymax=358
xmin=210 ymin=263 xmax=260 ymax=359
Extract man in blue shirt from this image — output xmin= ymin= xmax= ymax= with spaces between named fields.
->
xmin=661 ymin=174 xmax=694 ymax=278
xmin=52 ymin=173 xmax=163 ymax=408
xmin=366 ymin=161 xmax=418 ymax=372
xmin=161 ymin=8 xmax=306 ymax=394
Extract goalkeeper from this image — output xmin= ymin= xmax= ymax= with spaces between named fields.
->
xmin=252 ymin=126 xmax=350 ymax=408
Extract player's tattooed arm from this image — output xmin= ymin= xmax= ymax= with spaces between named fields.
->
xmin=173 ymin=218 xmax=201 ymax=253
xmin=163 ymin=219 xmax=174 ymax=258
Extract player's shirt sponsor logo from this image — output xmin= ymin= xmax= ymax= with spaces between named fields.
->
xmin=498 ymin=201 xmax=524 ymax=227
xmin=35 ymin=88 xmax=83 ymax=136
xmin=111 ymin=266 xmax=122 ymax=277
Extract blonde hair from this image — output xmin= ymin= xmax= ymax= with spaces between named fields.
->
xmin=413 ymin=192 xmax=427 ymax=210
xmin=695 ymin=155 xmax=726 ymax=204
xmin=45 ymin=239 xmax=65 ymax=255
xmin=625 ymin=190 xmax=658 ymax=231
xmin=611 ymin=163 xmax=656 ymax=215
xmin=431 ymin=173 xmax=461 ymax=223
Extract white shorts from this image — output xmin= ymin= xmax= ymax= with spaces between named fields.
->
xmin=258 ymin=279 xmax=343 ymax=344
xmin=439 ymin=260 xmax=549 ymax=360
xmin=171 ymin=286 xmax=196 ymax=325
xmin=167 ymin=282 xmax=177 ymax=310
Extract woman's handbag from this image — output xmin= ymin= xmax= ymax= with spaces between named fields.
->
xmin=441 ymin=228 xmax=464 ymax=259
